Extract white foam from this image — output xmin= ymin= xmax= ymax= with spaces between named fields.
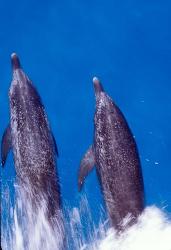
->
xmin=2 ymin=184 xmax=171 ymax=250
xmin=95 ymin=207 xmax=171 ymax=250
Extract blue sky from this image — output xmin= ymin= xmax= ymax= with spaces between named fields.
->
xmin=1 ymin=0 xmax=171 ymax=223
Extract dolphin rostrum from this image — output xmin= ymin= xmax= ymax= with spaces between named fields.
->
xmin=78 ymin=77 xmax=144 ymax=231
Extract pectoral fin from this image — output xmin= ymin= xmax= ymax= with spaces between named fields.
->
xmin=78 ymin=145 xmax=96 ymax=191
xmin=1 ymin=125 xmax=12 ymax=167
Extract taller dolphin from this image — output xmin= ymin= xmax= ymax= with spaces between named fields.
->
xmin=1 ymin=54 xmax=64 ymax=235
xmin=78 ymin=77 xmax=144 ymax=231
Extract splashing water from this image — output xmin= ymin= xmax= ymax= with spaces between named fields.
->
xmin=1 ymin=182 xmax=65 ymax=250
xmin=93 ymin=207 xmax=171 ymax=250
xmin=1 ymin=182 xmax=171 ymax=250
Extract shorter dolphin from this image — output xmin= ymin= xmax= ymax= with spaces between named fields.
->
xmin=78 ymin=77 xmax=144 ymax=231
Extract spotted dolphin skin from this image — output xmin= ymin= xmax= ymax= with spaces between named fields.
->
xmin=78 ymin=77 xmax=144 ymax=231
xmin=1 ymin=54 xmax=64 ymax=232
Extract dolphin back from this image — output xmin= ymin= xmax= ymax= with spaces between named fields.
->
xmin=78 ymin=78 xmax=144 ymax=231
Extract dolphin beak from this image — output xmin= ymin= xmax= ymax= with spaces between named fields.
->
xmin=11 ymin=53 xmax=21 ymax=70
xmin=93 ymin=77 xmax=104 ymax=97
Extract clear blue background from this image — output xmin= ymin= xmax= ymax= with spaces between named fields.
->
xmin=1 ymin=0 xmax=171 ymax=225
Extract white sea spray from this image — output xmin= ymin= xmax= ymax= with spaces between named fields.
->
xmin=1 ymin=184 xmax=171 ymax=250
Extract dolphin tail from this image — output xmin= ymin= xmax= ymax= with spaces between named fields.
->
xmin=1 ymin=125 xmax=12 ymax=167
xmin=78 ymin=145 xmax=96 ymax=191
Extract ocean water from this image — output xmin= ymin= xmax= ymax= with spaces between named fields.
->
xmin=1 ymin=184 xmax=171 ymax=250
xmin=1 ymin=1 xmax=171 ymax=249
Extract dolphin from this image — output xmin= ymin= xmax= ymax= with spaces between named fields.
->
xmin=1 ymin=53 xmax=64 ymax=232
xmin=78 ymin=77 xmax=144 ymax=231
